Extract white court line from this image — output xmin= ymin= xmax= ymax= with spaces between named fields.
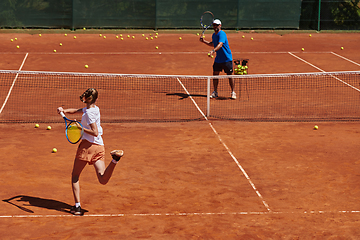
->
xmin=1 ymin=210 xmax=360 ymax=218
xmin=176 ymin=78 xmax=272 ymax=212
xmin=288 ymin=52 xmax=360 ymax=92
xmin=331 ymin=52 xmax=360 ymax=67
xmin=0 ymin=53 xmax=28 ymax=114
xmin=0 ymin=51 xmax=332 ymax=55
xmin=176 ymin=78 xmax=208 ymax=120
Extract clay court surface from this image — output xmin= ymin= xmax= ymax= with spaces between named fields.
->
xmin=1 ymin=30 xmax=360 ymax=239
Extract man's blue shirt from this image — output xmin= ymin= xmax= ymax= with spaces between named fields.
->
xmin=212 ymin=30 xmax=232 ymax=63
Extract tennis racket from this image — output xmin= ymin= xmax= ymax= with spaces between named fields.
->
xmin=60 ymin=112 xmax=84 ymax=144
xmin=200 ymin=11 xmax=214 ymax=37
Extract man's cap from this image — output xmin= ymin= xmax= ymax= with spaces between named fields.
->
xmin=213 ymin=19 xmax=222 ymax=25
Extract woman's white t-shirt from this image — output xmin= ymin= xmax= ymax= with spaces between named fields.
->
xmin=81 ymin=106 xmax=104 ymax=145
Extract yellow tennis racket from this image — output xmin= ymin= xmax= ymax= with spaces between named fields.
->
xmin=60 ymin=112 xmax=84 ymax=144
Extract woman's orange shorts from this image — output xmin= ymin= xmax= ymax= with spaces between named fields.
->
xmin=75 ymin=140 xmax=105 ymax=165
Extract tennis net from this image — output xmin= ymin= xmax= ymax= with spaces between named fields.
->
xmin=0 ymin=70 xmax=359 ymax=123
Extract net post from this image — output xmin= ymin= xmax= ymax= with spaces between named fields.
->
xmin=207 ymin=76 xmax=210 ymax=117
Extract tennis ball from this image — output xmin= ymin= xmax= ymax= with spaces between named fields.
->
xmin=242 ymin=35 xmax=245 ymax=38
xmin=10 ymin=39 xmax=13 ymax=42
xmin=155 ymin=46 xmax=158 ymax=49
xmin=127 ymin=35 xmax=130 ymax=38
xmin=59 ymin=43 xmax=62 ymax=46
xmin=39 ymin=34 xmax=42 ymax=37
xmin=116 ymin=36 xmax=119 ymax=39
xmin=99 ymin=34 xmax=102 ymax=37
xmin=251 ymin=37 xmax=253 ymax=40
xmin=103 ymin=36 xmax=106 ymax=39
xmin=314 ymin=125 xmax=318 ymax=130
xmin=83 ymin=27 xmax=86 ymax=30
xmin=64 ymin=34 xmax=67 ymax=36
xmin=85 ymin=64 xmax=89 ymax=68
xmin=156 ymin=32 xmax=158 ymax=35
xmin=47 ymin=126 xmax=52 ymax=130
xmin=15 ymin=38 xmax=17 ymax=41
xmin=132 ymin=36 xmax=135 ymax=39
xmin=341 ymin=47 xmax=344 ymax=50
xmin=197 ymin=33 xmax=199 ymax=36
xmin=142 ymin=34 xmax=145 ymax=37
xmin=301 ymin=48 xmax=304 ymax=51
xmin=146 ymin=37 xmax=149 ymax=40
xmin=35 ymin=124 xmax=39 ymax=128
xmin=120 ymin=38 xmax=123 ymax=40
xmin=52 ymin=148 xmax=57 ymax=153
xmin=309 ymin=34 xmax=312 ymax=37
xmin=74 ymin=36 xmax=77 ymax=39
xmin=179 ymin=37 xmax=182 ymax=40
xmin=16 ymin=45 xmax=19 ymax=49
xmin=53 ymin=49 xmax=56 ymax=53
xmin=155 ymin=36 xmax=158 ymax=39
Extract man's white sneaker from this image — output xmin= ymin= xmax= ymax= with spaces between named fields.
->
xmin=210 ymin=91 xmax=218 ymax=98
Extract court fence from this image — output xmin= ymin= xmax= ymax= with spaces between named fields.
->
xmin=0 ymin=70 xmax=360 ymax=123
xmin=1 ymin=0 xmax=358 ymax=30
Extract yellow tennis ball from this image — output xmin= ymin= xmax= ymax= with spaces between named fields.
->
xmin=10 ymin=39 xmax=13 ymax=42
xmin=121 ymin=38 xmax=123 ymax=40
xmin=47 ymin=126 xmax=52 ymax=130
xmin=196 ymin=33 xmax=199 ymax=36
xmin=35 ymin=124 xmax=39 ymax=128
xmin=146 ymin=37 xmax=149 ymax=40
xmin=155 ymin=46 xmax=158 ymax=49
xmin=74 ymin=36 xmax=76 ymax=39
xmin=314 ymin=125 xmax=318 ymax=130
xmin=242 ymin=35 xmax=245 ymax=38
xmin=59 ymin=43 xmax=62 ymax=46
xmin=132 ymin=36 xmax=135 ymax=39
xmin=179 ymin=37 xmax=182 ymax=40
xmin=83 ymin=27 xmax=86 ymax=30
xmin=85 ymin=64 xmax=89 ymax=68
xmin=341 ymin=47 xmax=344 ymax=50
xmin=39 ymin=34 xmax=42 ymax=37
xmin=127 ymin=35 xmax=130 ymax=38
xmin=99 ymin=34 xmax=102 ymax=37
xmin=116 ymin=36 xmax=119 ymax=39
xmin=15 ymin=38 xmax=17 ymax=40
xmin=16 ymin=45 xmax=19 ymax=49
xmin=64 ymin=34 xmax=67 ymax=36
xmin=52 ymin=148 xmax=57 ymax=153
xmin=103 ymin=36 xmax=106 ymax=39
xmin=53 ymin=49 xmax=56 ymax=53
xmin=309 ymin=34 xmax=312 ymax=37
xmin=251 ymin=37 xmax=253 ymax=40
xmin=301 ymin=48 xmax=304 ymax=51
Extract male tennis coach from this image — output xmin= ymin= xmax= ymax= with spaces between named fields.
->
xmin=200 ymin=19 xmax=236 ymax=100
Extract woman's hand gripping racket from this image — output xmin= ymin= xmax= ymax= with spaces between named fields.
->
xmin=200 ymin=11 xmax=214 ymax=42
xmin=60 ymin=112 xmax=84 ymax=144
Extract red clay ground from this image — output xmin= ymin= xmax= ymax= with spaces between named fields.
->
xmin=0 ymin=31 xmax=360 ymax=239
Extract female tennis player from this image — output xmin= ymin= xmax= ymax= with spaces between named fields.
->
xmin=57 ymin=88 xmax=124 ymax=216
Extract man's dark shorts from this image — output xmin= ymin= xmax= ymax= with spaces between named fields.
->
xmin=213 ymin=61 xmax=233 ymax=74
